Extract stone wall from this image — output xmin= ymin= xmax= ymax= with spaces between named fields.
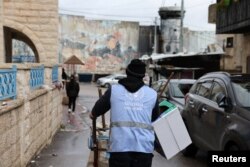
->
xmin=2 ymin=0 xmax=59 ymax=63
xmin=0 ymin=0 xmax=3 ymax=62
xmin=0 ymin=64 xmax=62 ymax=167
xmin=231 ymin=35 xmax=245 ymax=72
xmin=243 ymin=34 xmax=250 ymax=73
xmin=218 ymin=34 xmax=248 ymax=73
xmin=0 ymin=100 xmax=23 ymax=167
xmin=0 ymin=0 xmax=61 ymax=165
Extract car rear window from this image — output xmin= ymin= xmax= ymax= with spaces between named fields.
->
xmin=171 ymin=83 xmax=193 ymax=98
xmin=231 ymin=78 xmax=250 ymax=108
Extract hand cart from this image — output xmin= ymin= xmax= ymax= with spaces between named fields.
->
xmin=87 ymin=88 xmax=109 ymax=167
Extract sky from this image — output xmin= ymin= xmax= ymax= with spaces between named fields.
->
xmin=59 ymin=0 xmax=216 ymax=31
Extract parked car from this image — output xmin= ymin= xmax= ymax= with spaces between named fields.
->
xmin=152 ymin=79 xmax=196 ymax=113
xmin=96 ymin=74 xmax=126 ymax=88
xmin=182 ymin=72 xmax=250 ymax=156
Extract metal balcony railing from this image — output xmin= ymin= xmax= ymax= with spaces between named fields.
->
xmin=216 ymin=0 xmax=250 ymax=33
xmin=0 ymin=65 xmax=17 ymax=100
xmin=30 ymin=65 xmax=44 ymax=89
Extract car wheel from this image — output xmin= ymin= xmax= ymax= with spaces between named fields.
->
xmin=104 ymin=83 xmax=111 ymax=88
xmin=182 ymin=143 xmax=198 ymax=157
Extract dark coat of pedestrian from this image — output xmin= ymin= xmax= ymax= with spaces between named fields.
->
xmin=66 ymin=74 xmax=80 ymax=114
xmin=90 ymin=59 xmax=159 ymax=167
xmin=62 ymin=68 xmax=68 ymax=89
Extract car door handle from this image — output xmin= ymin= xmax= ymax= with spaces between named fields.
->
xmin=189 ymin=100 xmax=194 ymax=104
xmin=225 ymin=115 xmax=231 ymax=123
xmin=189 ymin=100 xmax=194 ymax=108
xmin=202 ymin=107 xmax=208 ymax=112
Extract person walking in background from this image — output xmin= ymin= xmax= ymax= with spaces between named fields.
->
xmin=62 ymin=68 xmax=68 ymax=89
xmin=66 ymin=74 xmax=80 ymax=115
xmin=90 ymin=59 xmax=159 ymax=167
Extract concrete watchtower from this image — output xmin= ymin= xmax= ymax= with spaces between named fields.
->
xmin=159 ymin=6 xmax=182 ymax=54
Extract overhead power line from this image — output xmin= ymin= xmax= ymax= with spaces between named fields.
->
xmin=59 ymin=6 xmax=214 ymax=31
xmin=59 ymin=8 xmax=156 ymax=19
xmin=61 ymin=7 xmax=159 ymax=11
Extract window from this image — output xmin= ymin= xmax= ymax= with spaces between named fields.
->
xmin=171 ymin=83 xmax=193 ymax=98
xmin=226 ymin=37 xmax=233 ymax=48
xmin=232 ymin=81 xmax=250 ymax=107
xmin=210 ymin=82 xmax=226 ymax=102
xmin=197 ymin=82 xmax=212 ymax=98
xmin=115 ymin=76 xmax=125 ymax=80
xmin=4 ymin=26 xmax=39 ymax=63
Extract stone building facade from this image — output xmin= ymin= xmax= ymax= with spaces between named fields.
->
xmin=217 ymin=34 xmax=250 ymax=73
xmin=1 ymin=0 xmax=59 ymax=63
xmin=208 ymin=1 xmax=250 ymax=73
xmin=0 ymin=1 xmax=62 ymax=167
xmin=0 ymin=0 xmax=3 ymax=59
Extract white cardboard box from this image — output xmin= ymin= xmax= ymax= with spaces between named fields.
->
xmin=152 ymin=107 xmax=192 ymax=159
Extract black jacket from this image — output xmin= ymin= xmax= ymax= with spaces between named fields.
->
xmin=91 ymin=76 xmax=160 ymax=122
xmin=62 ymin=71 xmax=68 ymax=80
xmin=66 ymin=80 xmax=80 ymax=97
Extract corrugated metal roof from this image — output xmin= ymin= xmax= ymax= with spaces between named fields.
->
xmin=140 ymin=51 xmax=225 ymax=61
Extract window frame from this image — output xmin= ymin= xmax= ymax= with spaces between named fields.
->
xmin=195 ymin=79 xmax=213 ymax=98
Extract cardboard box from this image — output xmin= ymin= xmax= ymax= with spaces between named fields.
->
xmin=153 ymin=106 xmax=192 ymax=159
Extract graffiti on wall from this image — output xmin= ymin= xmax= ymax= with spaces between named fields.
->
xmin=59 ymin=15 xmax=140 ymax=73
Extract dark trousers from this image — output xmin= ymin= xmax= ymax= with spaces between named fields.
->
xmin=109 ymin=152 xmax=153 ymax=167
xmin=62 ymin=81 xmax=66 ymax=89
xmin=68 ymin=96 xmax=77 ymax=112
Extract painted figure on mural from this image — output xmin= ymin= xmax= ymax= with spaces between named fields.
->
xmin=123 ymin=46 xmax=138 ymax=66
xmin=171 ymin=28 xmax=179 ymax=54
xmin=166 ymin=28 xmax=179 ymax=54
xmin=88 ymin=35 xmax=121 ymax=57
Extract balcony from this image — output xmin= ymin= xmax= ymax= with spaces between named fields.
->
xmin=215 ymin=0 xmax=250 ymax=34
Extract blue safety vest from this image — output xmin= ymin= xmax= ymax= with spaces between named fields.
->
xmin=108 ymin=84 xmax=157 ymax=153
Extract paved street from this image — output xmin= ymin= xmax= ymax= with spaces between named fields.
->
xmin=32 ymin=83 xmax=207 ymax=167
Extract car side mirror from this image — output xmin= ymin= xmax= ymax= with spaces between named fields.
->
xmin=216 ymin=92 xmax=228 ymax=108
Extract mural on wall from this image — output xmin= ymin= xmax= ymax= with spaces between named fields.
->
xmin=59 ymin=15 xmax=140 ymax=73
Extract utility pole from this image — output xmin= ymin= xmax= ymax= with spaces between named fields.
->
xmin=180 ymin=0 xmax=184 ymax=52
xmin=153 ymin=17 xmax=158 ymax=53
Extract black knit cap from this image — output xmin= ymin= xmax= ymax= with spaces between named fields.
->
xmin=126 ymin=59 xmax=146 ymax=78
